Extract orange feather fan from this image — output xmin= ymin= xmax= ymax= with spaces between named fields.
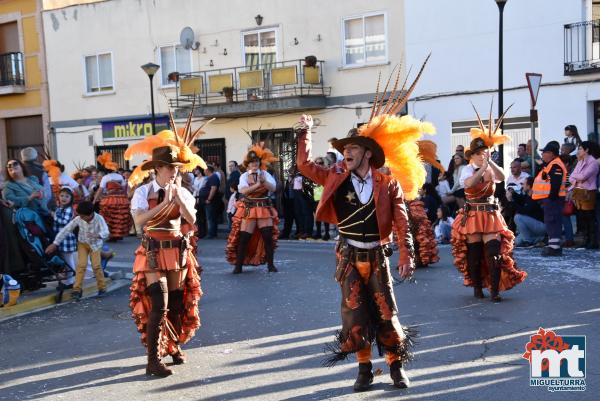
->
xmin=42 ymin=160 xmax=61 ymax=185
xmin=418 ymin=140 xmax=445 ymax=173
xmin=96 ymin=151 xmax=119 ymax=171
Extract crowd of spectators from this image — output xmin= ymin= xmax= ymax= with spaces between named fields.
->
xmin=3 ymin=123 xmax=599 ymax=294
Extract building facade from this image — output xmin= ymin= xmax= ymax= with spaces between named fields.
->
xmin=0 ymin=0 xmax=50 ymax=167
xmin=43 ymin=0 xmax=406 ymax=178
xmin=405 ymin=0 xmax=600 ymax=166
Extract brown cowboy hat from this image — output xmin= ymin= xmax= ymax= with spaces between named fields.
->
xmin=464 ymin=137 xmax=488 ymax=160
xmin=332 ymin=129 xmax=385 ymax=169
xmin=140 ymin=146 xmax=188 ymax=170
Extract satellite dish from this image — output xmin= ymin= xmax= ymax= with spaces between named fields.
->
xmin=180 ymin=27 xmax=200 ymax=50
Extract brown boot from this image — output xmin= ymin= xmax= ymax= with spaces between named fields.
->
xmin=260 ymin=226 xmax=278 ymax=272
xmin=467 ymin=242 xmax=485 ymax=298
xmin=146 ymin=282 xmax=173 ymax=377
xmin=485 ymin=240 xmax=502 ymax=303
xmin=233 ymin=231 xmax=251 ymax=274
xmin=167 ymin=289 xmax=186 ymax=365
xmin=171 ymin=347 xmax=186 ymax=365
xmin=390 ymin=360 xmax=411 ymax=389
xmin=353 ymin=362 xmax=374 ymax=392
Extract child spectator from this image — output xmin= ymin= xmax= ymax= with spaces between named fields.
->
xmin=52 ymin=187 xmax=77 ymax=288
xmin=433 ymin=205 xmax=454 ymax=244
xmin=227 ymin=183 xmax=239 ymax=228
xmin=436 ymin=171 xmax=452 ymax=198
xmin=45 ymin=201 xmax=109 ymax=300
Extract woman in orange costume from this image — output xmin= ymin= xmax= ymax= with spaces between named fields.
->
xmin=226 ymin=145 xmax=279 ymax=274
xmin=126 ymin=118 xmax=207 ymax=378
xmin=451 ymin=108 xmax=527 ymax=302
xmin=409 ymin=140 xmax=444 ymax=267
xmin=95 ymin=152 xmax=131 ymax=240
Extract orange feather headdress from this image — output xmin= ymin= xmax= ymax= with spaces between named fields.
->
xmin=243 ymin=143 xmax=278 ymax=170
xmin=469 ymin=102 xmax=513 ymax=149
xmin=124 ymin=103 xmax=211 ymax=187
xmin=42 ymin=160 xmax=61 ymax=186
xmin=96 ymin=151 xmax=119 ymax=172
xmin=418 ymin=140 xmax=445 ymax=173
xmin=338 ymin=54 xmax=436 ymax=200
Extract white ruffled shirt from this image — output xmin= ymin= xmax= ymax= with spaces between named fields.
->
xmin=238 ymin=170 xmax=276 ymax=191
xmin=130 ymin=180 xmax=195 ymax=214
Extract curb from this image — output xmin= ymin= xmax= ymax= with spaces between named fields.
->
xmin=0 ymin=277 xmax=130 ymax=322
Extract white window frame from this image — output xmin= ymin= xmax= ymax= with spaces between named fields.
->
xmin=157 ymin=44 xmax=193 ymax=88
xmin=341 ymin=11 xmax=388 ymax=68
xmin=82 ymin=51 xmax=115 ymax=96
xmin=240 ymin=27 xmax=280 ymax=67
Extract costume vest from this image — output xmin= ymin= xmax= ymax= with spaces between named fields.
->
xmin=145 ymin=186 xmax=181 ymax=233
xmin=334 ymin=176 xmax=380 ymax=242
xmin=531 ymin=157 xmax=567 ymax=200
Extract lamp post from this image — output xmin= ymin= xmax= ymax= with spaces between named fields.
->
xmin=141 ymin=62 xmax=160 ymax=135
xmin=495 ymin=0 xmax=507 ymax=167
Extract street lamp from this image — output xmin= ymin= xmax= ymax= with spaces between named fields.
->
xmin=495 ymin=0 xmax=507 ymax=166
xmin=141 ymin=62 xmax=160 ymax=135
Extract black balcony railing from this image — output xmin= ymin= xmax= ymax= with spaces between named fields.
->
xmin=169 ymin=59 xmax=330 ymax=109
xmin=0 ymin=52 xmax=25 ymax=86
xmin=564 ymin=20 xmax=600 ymax=75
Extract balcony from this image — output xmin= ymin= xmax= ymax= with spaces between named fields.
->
xmin=169 ymin=59 xmax=331 ymax=118
xmin=564 ymin=19 xmax=600 ymax=75
xmin=0 ymin=52 xmax=25 ymax=95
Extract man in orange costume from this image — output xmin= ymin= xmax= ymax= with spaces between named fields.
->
xmin=297 ymin=113 xmax=419 ymax=391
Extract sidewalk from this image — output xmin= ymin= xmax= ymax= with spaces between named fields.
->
xmin=0 ymin=274 xmax=129 ymax=322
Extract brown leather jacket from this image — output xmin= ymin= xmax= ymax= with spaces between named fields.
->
xmin=296 ymin=130 xmax=414 ymax=266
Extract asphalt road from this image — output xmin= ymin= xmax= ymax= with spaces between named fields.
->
xmin=1 ymin=236 xmax=599 ymax=401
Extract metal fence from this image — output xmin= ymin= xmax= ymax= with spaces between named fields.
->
xmin=170 ymin=59 xmax=329 ymax=108
xmin=0 ymin=52 xmax=25 ymax=86
xmin=564 ymin=19 xmax=600 ymax=75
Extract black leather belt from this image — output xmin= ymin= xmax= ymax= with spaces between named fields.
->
xmin=142 ymin=236 xmax=183 ymax=250
xmin=243 ymin=197 xmax=272 ymax=208
xmin=465 ymin=203 xmax=499 ymax=212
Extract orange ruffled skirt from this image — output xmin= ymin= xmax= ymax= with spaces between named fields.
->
xmin=129 ymin=231 xmax=202 ymax=356
xmin=407 ymin=200 xmax=439 ymax=267
xmin=225 ymin=201 xmax=279 ymax=266
xmin=451 ymin=208 xmax=527 ymax=291
xmin=100 ymin=194 xmax=132 ymax=239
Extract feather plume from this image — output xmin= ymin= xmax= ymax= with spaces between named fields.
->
xmin=369 ymin=72 xmax=382 ymax=121
xmin=42 ymin=160 xmax=61 ymax=185
xmin=245 ymin=144 xmax=278 ymax=170
xmin=418 ymin=140 xmax=445 ymax=173
xmin=96 ymin=151 xmax=119 ymax=171
xmin=389 ymin=54 xmax=430 ymax=115
xmin=128 ymin=165 xmax=150 ymax=188
xmin=124 ymin=129 xmax=207 ymax=187
xmin=373 ymin=65 xmax=397 ymax=117
xmin=469 ymin=103 xmax=514 ymax=148
xmin=359 ymin=114 xmax=436 ymax=200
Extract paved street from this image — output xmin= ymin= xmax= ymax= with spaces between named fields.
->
xmin=1 ymin=237 xmax=599 ymax=401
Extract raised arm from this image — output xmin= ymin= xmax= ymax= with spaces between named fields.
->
xmin=296 ymin=114 xmax=328 ymax=186
xmin=488 ymin=159 xmax=506 ymax=182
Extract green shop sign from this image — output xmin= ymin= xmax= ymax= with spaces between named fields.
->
xmin=101 ymin=116 xmax=170 ymax=141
